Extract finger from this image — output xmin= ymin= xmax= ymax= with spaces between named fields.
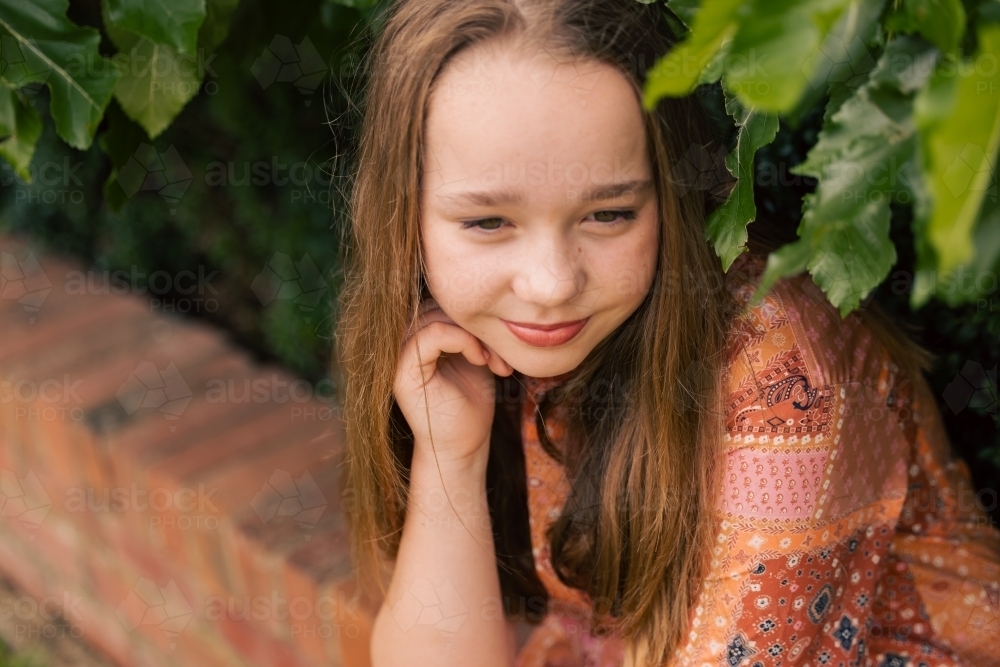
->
xmin=418 ymin=297 xmax=441 ymax=316
xmin=403 ymin=298 xmax=447 ymax=344
xmin=481 ymin=341 xmax=513 ymax=376
xmin=402 ymin=320 xmax=490 ymax=385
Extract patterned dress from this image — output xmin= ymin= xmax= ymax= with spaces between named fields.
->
xmin=513 ymin=252 xmax=1000 ymax=667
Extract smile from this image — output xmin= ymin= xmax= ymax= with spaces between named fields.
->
xmin=501 ymin=317 xmax=589 ymax=347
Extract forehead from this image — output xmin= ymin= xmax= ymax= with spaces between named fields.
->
xmin=423 ymin=41 xmax=649 ymax=191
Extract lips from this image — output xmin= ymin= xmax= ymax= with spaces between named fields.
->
xmin=502 ymin=317 xmax=589 ymax=347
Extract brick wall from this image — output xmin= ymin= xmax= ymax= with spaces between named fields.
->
xmin=0 ymin=233 xmax=377 ymax=667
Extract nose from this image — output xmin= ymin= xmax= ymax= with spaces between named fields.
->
xmin=511 ymin=238 xmax=584 ymax=308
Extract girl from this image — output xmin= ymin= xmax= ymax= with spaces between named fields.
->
xmin=332 ymin=0 xmax=1000 ymax=665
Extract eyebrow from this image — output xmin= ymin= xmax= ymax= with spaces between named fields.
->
xmin=435 ymin=178 xmax=654 ymax=207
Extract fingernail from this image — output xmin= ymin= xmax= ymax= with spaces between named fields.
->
xmin=483 ymin=349 xmax=491 ymax=359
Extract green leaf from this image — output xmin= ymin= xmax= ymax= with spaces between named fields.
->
xmin=752 ymin=36 xmax=938 ymax=316
xmin=104 ymin=0 xmax=207 ymax=55
xmin=198 ymin=0 xmax=241 ymax=53
xmin=0 ymin=0 xmax=120 ymax=150
xmin=667 ymin=0 xmax=701 ymax=28
xmin=884 ymin=0 xmax=967 ymax=54
xmin=705 ymin=94 xmax=779 ymax=270
xmin=0 ymin=83 xmax=42 ymax=180
xmin=913 ymin=25 xmax=1000 ymax=285
xmin=644 ymin=0 xmax=886 ymax=114
xmin=642 ymin=0 xmax=743 ymax=108
xmin=724 ymin=0 xmax=886 ymax=113
xmin=111 ymin=35 xmax=204 ymax=138
xmin=98 ymin=99 xmax=149 ymax=212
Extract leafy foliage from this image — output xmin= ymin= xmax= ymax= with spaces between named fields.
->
xmin=649 ymin=0 xmax=1000 ymax=314
xmin=0 ymin=0 xmax=120 ymax=150
xmin=704 ymin=93 xmax=779 ymax=270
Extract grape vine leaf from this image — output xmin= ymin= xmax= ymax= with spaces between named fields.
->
xmin=751 ymin=36 xmax=939 ymax=316
xmin=666 ymin=0 xmax=700 ymax=29
xmin=912 ymin=24 xmax=1000 ymax=299
xmin=705 ymin=94 xmax=779 ymax=271
xmin=0 ymin=83 xmax=42 ymax=181
xmin=198 ymin=0 xmax=241 ymax=53
xmin=884 ymin=0 xmax=967 ymax=55
xmin=104 ymin=0 xmax=207 ymax=56
xmin=0 ymin=0 xmax=120 ymax=150
xmin=102 ymin=3 xmax=205 ymax=140
xmin=98 ymin=99 xmax=149 ymax=213
xmin=644 ymin=0 xmax=887 ymax=114
xmin=642 ymin=0 xmax=742 ymax=108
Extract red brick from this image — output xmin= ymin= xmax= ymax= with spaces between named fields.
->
xmin=24 ymin=511 xmax=85 ymax=591
xmin=150 ymin=407 xmax=327 ymax=510
xmin=71 ymin=593 xmax=135 ymax=667
xmin=0 ymin=529 xmax=51 ymax=601
xmin=0 ymin=290 xmax=146 ymax=368
xmin=1 ymin=236 xmax=367 ymax=667
xmin=173 ymin=622 xmax=245 ymax=667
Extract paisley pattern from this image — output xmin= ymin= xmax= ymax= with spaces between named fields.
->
xmin=513 ymin=253 xmax=1000 ymax=667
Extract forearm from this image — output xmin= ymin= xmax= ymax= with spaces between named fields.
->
xmin=371 ymin=443 xmax=513 ymax=667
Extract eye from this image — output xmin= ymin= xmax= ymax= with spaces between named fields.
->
xmin=459 ymin=217 xmax=507 ymax=233
xmin=587 ymin=209 xmax=638 ymax=226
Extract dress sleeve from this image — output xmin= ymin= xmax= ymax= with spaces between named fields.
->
xmin=673 ymin=271 xmax=1000 ymax=667
xmin=866 ymin=369 xmax=1000 ymax=666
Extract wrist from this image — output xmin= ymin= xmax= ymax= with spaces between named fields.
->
xmin=411 ymin=437 xmax=491 ymax=480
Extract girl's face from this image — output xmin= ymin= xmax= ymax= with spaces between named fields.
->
xmin=420 ymin=42 xmax=659 ymax=378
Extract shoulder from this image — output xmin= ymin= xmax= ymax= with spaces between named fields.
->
xmin=723 ymin=251 xmax=896 ymax=391
xmin=718 ymin=252 xmax=911 ymax=523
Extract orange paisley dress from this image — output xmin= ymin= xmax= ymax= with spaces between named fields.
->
xmin=513 ymin=252 xmax=1000 ymax=667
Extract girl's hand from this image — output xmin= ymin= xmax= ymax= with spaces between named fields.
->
xmin=394 ymin=297 xmax=514 ymax=470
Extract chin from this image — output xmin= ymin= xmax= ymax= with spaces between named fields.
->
xmin=503 ymin=355 xmax=581 ymax=379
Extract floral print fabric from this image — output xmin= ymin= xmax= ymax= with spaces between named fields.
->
xmin=513 ymin=253 xmax=1000 ymax=667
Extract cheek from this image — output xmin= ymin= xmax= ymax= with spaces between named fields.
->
xmin=421 ymin=227 xmax=497 ymax=314
xmin=607 ymin=217 xmax=659 ymax=302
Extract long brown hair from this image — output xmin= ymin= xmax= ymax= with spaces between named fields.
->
xmin=330 ymin=0 xmax=934 ymax=664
